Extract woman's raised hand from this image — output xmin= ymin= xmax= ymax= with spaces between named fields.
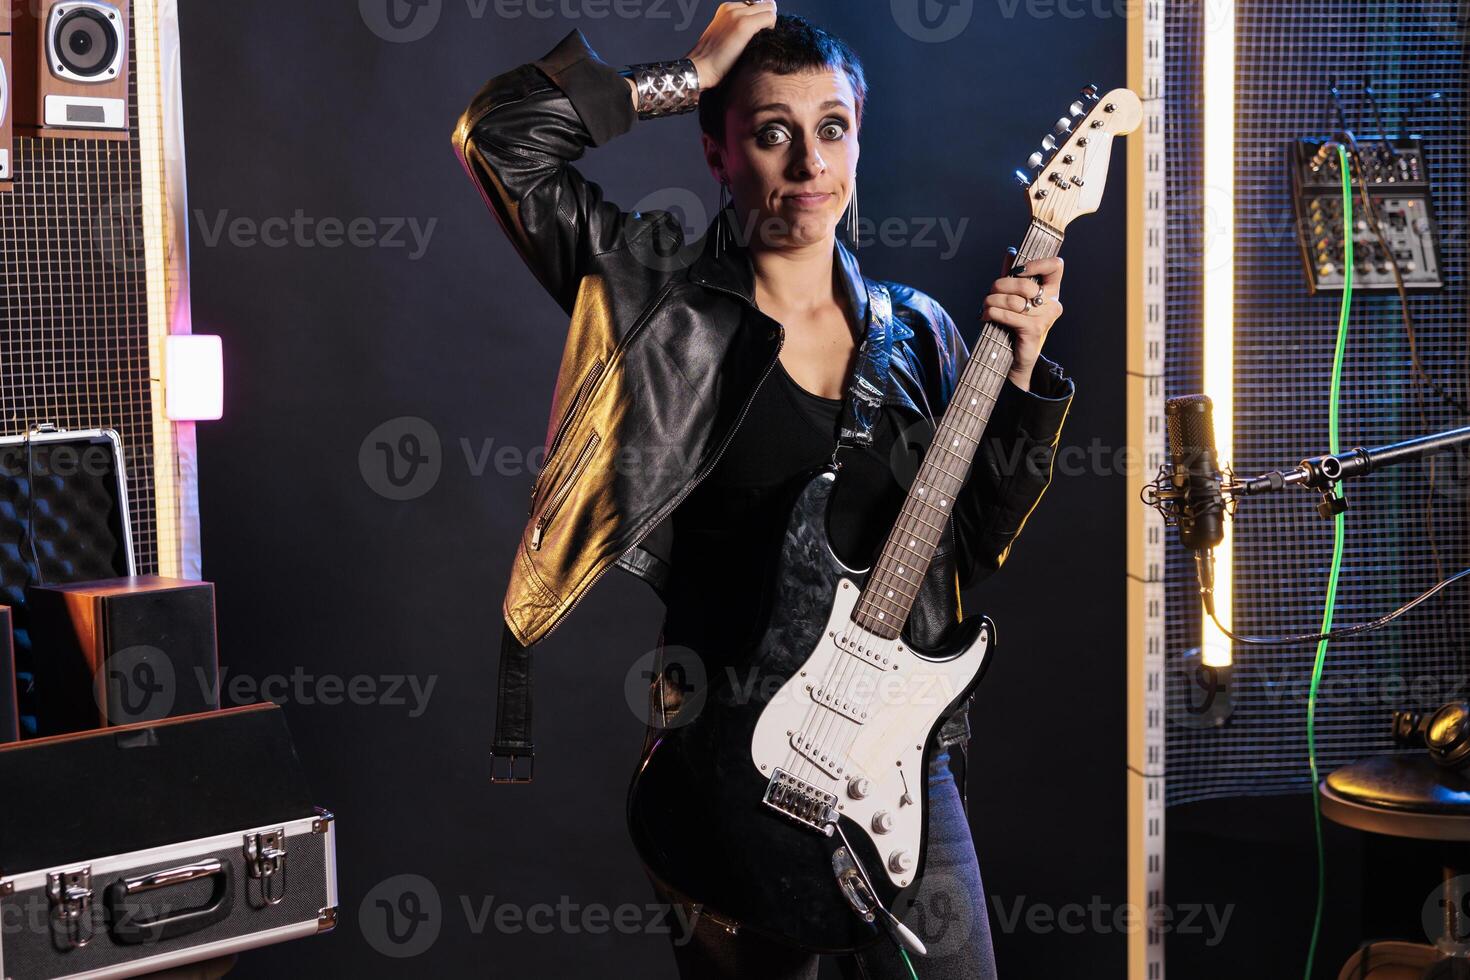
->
xmin=685 ymin=1 xmax=778 ymax=91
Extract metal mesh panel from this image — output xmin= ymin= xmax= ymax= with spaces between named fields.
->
xmin=1165 ymin=0 xmax=1470 ymax=804
xmin=0 ymin=0 xmax=157 ymax=577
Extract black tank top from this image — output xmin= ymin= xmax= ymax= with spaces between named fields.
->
xmin=660 ymin=358 xmax=912 ymax=667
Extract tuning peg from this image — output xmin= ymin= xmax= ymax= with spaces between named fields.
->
xmin=1025 ymin=151 xmax=1044 ymax=169
xmin=1053 ymin=116 xmax=1073 ymax=135
xmin=1040 ymin=134 xmax=1057 ymax=152
xmin=1069 ymin=100 xmax=1086 ymax=117
xmin=1080 ymin=83 xmax=1100 ymax=100
xmin=1014 ymin=168 xmax=1032 ymax=186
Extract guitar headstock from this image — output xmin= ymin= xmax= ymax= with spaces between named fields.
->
xmin=1014 ymin=85 xmax=1141 ymax=231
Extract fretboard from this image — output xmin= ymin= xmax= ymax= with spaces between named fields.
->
xmin=852 ymin=220 xmax=1064 ymax=639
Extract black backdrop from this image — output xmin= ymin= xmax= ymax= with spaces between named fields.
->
xmin=179 ymin=1 xmax=1128 ymax=976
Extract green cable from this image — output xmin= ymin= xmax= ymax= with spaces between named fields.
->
xmin=899 ymin=946 xmax=920 ymax=980
xmin=1304 ymin=143 xmax=1354 ymax=980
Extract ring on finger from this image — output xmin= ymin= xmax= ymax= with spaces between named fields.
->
xmin=1029 ymin=282 xmax=1047 ymax=308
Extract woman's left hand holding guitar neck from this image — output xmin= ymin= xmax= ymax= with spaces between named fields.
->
xmin=983 ymin=254 xmax=1066 ymax=392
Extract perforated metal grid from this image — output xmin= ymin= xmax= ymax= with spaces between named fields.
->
xmin=1164 ymin=0 xmax=1470 ymax=804
xmin=0 ymin=1 xmax=157 ymax=579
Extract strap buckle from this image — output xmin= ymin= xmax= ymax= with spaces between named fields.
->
xmin=490 ymin=744 xmax=535 ymax=784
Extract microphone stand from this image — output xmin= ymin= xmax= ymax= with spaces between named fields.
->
xmin=1225 ymin=424 xmax=1470 ymax=517
xmin=1143 ymin=423 xmax=1470 ymax=726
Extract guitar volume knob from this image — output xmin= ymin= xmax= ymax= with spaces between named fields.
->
xmin=872 ymin=810 xmax=894 ymax=834
xmin=889 ymin=850 xmax=915 ymax=874
xmin=847 ymin=776 xmax=871 ymax=800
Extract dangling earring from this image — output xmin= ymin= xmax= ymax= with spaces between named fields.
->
xmin=716 ymin=180 xmax=732 ymax=258
xmin=844 ymin=178 xmax=859 ymax=248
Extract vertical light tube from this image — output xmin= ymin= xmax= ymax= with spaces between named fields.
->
xmin=1201 ymin=0 xmax=1235 ymax=668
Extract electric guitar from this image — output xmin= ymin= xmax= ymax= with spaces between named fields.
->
xmin=627 ymin=85 xmax=1140 ymax=954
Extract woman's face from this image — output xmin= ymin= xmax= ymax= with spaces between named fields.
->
xmin=702 ymin=66 xmax=860 ymax=253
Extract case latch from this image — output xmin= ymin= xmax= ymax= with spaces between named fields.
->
xmin=243 ymin=829 xmax=287 ymax=907
xmin=47 ymin=866 xmax=95 ymax=950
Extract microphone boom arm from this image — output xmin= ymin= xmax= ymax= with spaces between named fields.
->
xmin=1225 ymin=424 xmax=1470 ymax=500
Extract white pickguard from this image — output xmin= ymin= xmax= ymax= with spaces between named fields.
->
xmin=750 ymin=577 xmax=991 ymax=887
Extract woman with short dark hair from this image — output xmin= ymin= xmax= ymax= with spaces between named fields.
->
xmin=454 ymin=5 xmax=1074 ymax=976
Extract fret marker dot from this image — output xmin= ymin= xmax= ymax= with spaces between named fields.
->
xmin=952 ymin=438 xmax=959 ymax=447
xmin=897 ymin=566 xmax=905 ymax=575
xmin=970 ymin=397 xmax=977 ymax=405
xmin=878 ymin=612 xmax=885 ymax=620
xmin=940 ymin=499 xmax=948 ymax=508
xmin=909 ymin=538 xmax=916 ymax=547
xmin=886 ymin=589 xmax=894 ymax=598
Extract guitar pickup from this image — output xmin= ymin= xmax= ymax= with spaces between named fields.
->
xmin=789 ymin=731 xmax=846 ymax=779
xmin=809 ymin=684 xmax=868 ymax=723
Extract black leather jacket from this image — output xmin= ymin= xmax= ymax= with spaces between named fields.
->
xmin=454 ymin=29 xmax=1075 ymax=746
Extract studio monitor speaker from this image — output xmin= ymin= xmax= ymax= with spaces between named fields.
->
xmin=12 ymin=0 xmax=129 ymax=139
xmin=27 ymin=576 xmax=219 ymax=736
xmin=0 ymin=9 xmax=11 ymax=184
xmin=0 ymin=607 xmax=17 ymax=743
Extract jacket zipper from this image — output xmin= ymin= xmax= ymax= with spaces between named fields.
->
xmin=530 ymin=282 xmax=784 ymax=643
xmin=530 ymin=430 xmax=601 ymax=550
xmin=530 ymin=356 xmax=605 ymax=513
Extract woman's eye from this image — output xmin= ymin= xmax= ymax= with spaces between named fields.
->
xmin=758 ymin=127 xmax=790 ymax=146
xmin=819 ymin=122 xmax=846 ymax=140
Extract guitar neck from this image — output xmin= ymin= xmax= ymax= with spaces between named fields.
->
xmin=852 ymin=220 xmax=1064 ymax=639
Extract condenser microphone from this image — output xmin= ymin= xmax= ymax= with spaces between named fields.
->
xmin=1166 ymin=395 xmax=1226 ymax=616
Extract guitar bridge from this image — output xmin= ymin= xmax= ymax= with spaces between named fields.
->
xmin=762 ymin=769 xmax=839 ymax=835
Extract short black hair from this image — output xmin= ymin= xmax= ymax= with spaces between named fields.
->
xmin=697 ymin=13 xmax=868 ymax=144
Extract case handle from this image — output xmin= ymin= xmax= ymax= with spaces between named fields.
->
xmin=103 ymin=858 xmax=233 ymax=945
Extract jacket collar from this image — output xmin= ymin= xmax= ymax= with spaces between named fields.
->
xmin=687 ymin=207 xmax=927 ymax=420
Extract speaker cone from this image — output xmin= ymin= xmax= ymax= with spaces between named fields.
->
xmin=54 ymin=7 xmax=120 ymax=79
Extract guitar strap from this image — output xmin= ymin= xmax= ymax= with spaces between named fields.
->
xmin=834 ymin=281 xmax=896 ymax=461
xmin=490 ymin=284 xmax=900 ymax=783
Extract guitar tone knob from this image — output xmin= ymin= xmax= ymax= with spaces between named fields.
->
xmin=872 ymin=811 xmax=894 ymax=834
xmin=889 ymin=850 xmax=915 ymax=874
xmin=847 ymin=776 xmax=872 ymax=800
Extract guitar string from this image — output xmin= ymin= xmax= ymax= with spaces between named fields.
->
xmin=824 ymin=333 xmax=1014 ymax=780
xmin=777 ymin=194 xmax=1073 ymax=793
xmin=818 ymin=310 xmax=1018 ymax=779
xmin=785 ymin=276 xmax=1014 ymax=783
xmin=780 ymin=220 xmax=1063 ymax=786
xmin=798 ymin=223 xmax=1066 ymax=791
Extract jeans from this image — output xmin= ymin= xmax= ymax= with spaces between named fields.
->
xmin=643 ymin=749 xmax=998 ymax=980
